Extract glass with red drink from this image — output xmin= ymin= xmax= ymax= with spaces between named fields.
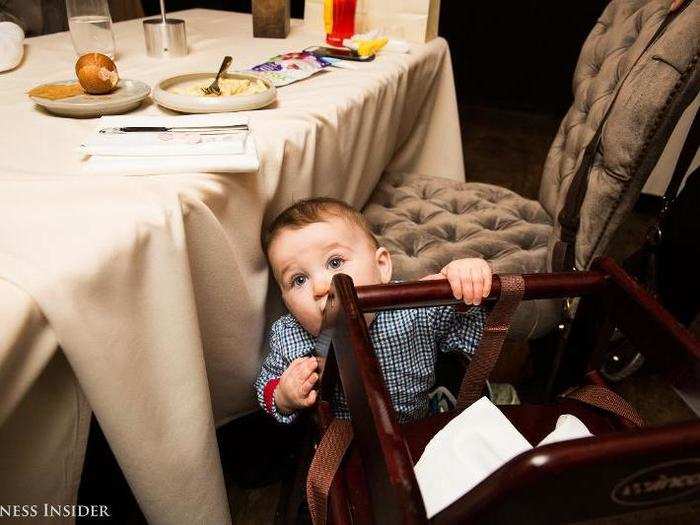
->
xmin=326 ymin=0 xmax=357 ymax=47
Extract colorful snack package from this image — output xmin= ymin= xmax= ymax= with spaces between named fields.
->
xmin=248 ymin=52 xmax=334 ymax=87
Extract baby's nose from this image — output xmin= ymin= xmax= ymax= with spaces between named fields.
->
xmin=313 ymin=279 xmax=330 ymax=299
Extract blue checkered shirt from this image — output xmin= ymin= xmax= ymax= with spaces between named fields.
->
xmin=255 ymin=306 xmax=485 ymax=424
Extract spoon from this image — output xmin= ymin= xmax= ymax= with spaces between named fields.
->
xmin=202 ymin=56 xmax=233 ymax=96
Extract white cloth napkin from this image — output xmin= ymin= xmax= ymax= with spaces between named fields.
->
xmin=537 ymin=414 xmax=592 ymax=447
xmin=0 ymin=22 xmax=24 ymax=72
xmin=414 ymin=397 xmax=532 ymax=518
xmin=82 ymin=114 xmax=260 ymax=176
xmin=414 ymin=397 xmax=592 ymax=518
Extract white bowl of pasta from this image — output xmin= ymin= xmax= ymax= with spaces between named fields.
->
xmin=153 ymin=71 xmax=276 ymax=113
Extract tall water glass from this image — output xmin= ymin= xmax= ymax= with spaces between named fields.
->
xmin=66 ymin=0 xmax=116 ymax=59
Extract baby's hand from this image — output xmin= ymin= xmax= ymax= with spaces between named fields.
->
xmin=274 ymin=356 xmax=319 ymax=414
xmin=431 ymin=258 xmax=492 ymax=306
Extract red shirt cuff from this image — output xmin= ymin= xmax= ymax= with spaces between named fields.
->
xmin=263 ymin=378 xmax=281 ymax=414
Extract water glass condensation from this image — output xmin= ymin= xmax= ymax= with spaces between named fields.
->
xmin=66 ymin=0 xmax=116 ymax=59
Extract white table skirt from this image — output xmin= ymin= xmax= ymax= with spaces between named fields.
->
xmin=0 ymin=9 xmax=465 ymax=523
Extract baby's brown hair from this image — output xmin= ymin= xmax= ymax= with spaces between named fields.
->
xmin=262 ymin=197 xmax=379 ymax=259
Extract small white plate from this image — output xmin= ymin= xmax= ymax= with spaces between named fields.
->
xmin=29 ymin=79 xmax=150 ymax=118
xmin=153 ymin=72 xmax=277 ymax=114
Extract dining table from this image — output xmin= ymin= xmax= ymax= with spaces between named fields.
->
xmin=0 ymin=8 xmax=465 ymax=524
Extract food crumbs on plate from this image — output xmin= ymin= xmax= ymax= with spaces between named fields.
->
xmin=28 ymin=83 xmax=84 ymax=100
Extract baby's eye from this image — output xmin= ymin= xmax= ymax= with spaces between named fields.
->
xmin=327 ymin=257 xmax=344 ymax=270
xmin=291 ymin=275 xmax=307 ymax=288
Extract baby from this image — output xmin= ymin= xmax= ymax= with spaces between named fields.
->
xmin=255 ymin=197 xmax=492 ymax=423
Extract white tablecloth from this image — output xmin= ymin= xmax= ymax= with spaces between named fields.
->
xmin=0 ymin=9 xmax=464 ymax=523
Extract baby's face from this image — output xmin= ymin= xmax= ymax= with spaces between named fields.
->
xmin=268 ymin=216 xmax=392 ymax=336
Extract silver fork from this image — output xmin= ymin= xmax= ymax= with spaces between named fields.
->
xmin=201 ymin=56 xmax=233 ymax=96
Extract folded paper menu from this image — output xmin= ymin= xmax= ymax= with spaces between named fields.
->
xmin=414 ymin=397 xmax=592 ymax=518
xmin=81 ymin=113 xmax=260 ymax=176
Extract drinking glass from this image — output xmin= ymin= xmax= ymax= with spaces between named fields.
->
xmin=66 ymin=0 xmax=116 ymax=59
xmin=326 ymin=0 xmax=357 ymax=47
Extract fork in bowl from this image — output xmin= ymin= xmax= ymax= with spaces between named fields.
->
xmin=201 ymin=56 xmax=233 ymax=96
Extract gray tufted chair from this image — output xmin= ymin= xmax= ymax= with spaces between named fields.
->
xmin=363 ymin=0 xmax=700 ymax=339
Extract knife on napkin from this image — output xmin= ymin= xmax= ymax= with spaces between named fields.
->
xmin=98 ymin=124 xmax=249 ymax=134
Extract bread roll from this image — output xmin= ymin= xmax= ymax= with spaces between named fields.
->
xmin=75 ymin=52 xmax=119 ymax=94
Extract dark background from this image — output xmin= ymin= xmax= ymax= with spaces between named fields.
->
xmin=142 ymin=0 xmax=609 ymax=117
xmin=438 ymin=0 xmax=609 ymax=115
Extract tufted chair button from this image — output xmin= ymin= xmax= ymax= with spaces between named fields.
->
xmin=448 ymin=227 xmax=458 ymax=242
xmin=581 ymin=97 xmax=591 ymax=114
xmin=634 ymin=12 xmax=643 ymax=35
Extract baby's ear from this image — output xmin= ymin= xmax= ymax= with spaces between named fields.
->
xmin=375 ymin=247 xmax=393 ymax=284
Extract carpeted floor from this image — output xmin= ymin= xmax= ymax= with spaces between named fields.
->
xmin=459 ymin=105 xmax=560 ymax=201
